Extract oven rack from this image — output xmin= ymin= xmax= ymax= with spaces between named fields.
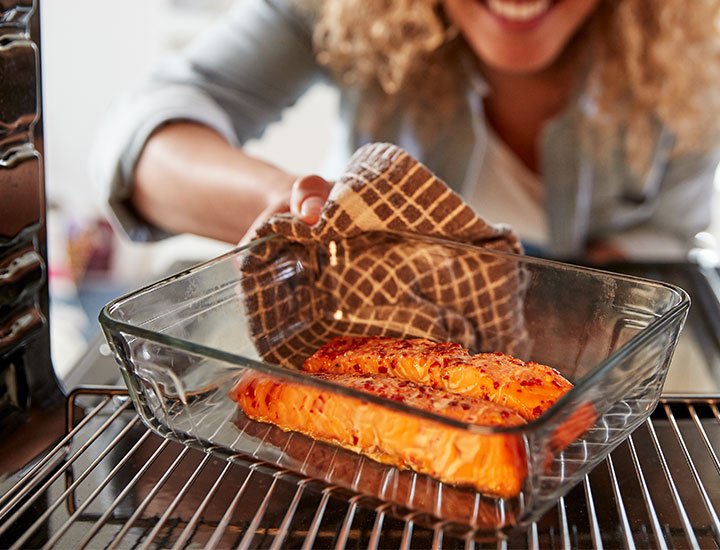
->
xmin=0 ymin=387 xmax=719 ymax=549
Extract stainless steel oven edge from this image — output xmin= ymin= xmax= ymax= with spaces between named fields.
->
xmin=0 ymin=0 xmax=63 ymax=440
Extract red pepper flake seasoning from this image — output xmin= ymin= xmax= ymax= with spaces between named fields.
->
xmin=265 ymin=393 xmax=272 ymax=407
xmin=500 ymin=410 xmax=510 ymax=418
xmin=300 ymin=337 xmax=575 ymax=431
xmin=352 ymin=435 xmax=358 ymax=445
xmin=245 ymin=386 xmax=255 ymax=398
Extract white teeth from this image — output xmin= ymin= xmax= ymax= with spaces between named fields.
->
xmin=486 ymin=0 xmax=551 ymax=21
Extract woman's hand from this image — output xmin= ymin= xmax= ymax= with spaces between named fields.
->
xmin=290 ymin=175 xmax=334 ymax=224
xmin=239 ymin=174 xmax=333 ymax=244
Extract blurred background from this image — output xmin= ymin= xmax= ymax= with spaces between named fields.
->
xmin=40 ymin=0 xmax=720 ymax=390
xmin=41 ymin=0 xmax=340 ymax=379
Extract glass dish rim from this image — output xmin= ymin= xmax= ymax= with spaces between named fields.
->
xmin=99 ymin=232 xmax=691 ymax=435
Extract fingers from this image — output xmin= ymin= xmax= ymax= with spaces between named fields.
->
xmin=239 ymin=174 xmax=332 ymax=246
xmin=290 ymin=175 xmax=333 ymax=225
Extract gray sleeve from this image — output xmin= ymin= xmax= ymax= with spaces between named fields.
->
xmin=90 ymin=0 xmax=325 ymax=241
xmin=608 ymin=150 xmax=720 ymax=259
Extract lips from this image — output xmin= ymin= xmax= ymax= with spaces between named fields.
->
xmin=483 ymin=0 xmax=554 ymax=26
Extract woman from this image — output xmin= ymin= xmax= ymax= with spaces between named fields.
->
xmin=92 ymin=0 xmax=720 ymax=261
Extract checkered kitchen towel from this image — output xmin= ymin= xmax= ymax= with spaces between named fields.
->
xmin=240 ymin=143 xmax=528 ymax=369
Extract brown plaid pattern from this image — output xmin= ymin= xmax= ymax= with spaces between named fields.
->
xmin=240 ymin=143 xmax=528 ymax=368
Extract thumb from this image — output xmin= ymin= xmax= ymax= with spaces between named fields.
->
xmin=290 ymin=175 xmax=333 ymax=225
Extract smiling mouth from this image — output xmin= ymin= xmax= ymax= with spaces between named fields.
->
xmin=484 ymin=0 xmax=554 ymax=23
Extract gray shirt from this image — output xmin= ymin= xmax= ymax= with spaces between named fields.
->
xmin=91 ymin=0 xmax=719 ymax=259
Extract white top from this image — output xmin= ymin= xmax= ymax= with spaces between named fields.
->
xmin=466 ymin=129 xmax=549 ymax=249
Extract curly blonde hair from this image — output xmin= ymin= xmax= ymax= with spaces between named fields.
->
xmin=310 ymin=0 xmax=720 ymax=171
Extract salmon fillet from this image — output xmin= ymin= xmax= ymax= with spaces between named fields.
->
xmin=229 ymin=371 xmax=528 ymax=498
xmin=236 ymin=412 xmax=507 ymax=528
xmin=303 ymin=336 xmax=573 ymax=420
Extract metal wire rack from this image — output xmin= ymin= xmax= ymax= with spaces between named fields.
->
xmin=0 ymin=386 xmax=719 ymax=549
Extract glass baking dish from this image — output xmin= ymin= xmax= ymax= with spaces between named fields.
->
xmin=99 ymin=232 xmax=689 ymax=533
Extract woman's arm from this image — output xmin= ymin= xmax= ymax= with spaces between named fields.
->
xmin=603 ymin=149 xmax=720 ymax=260
xmin=132 ymin=121 xmax=333 ymax=243
xmin=132 ymin=122 xmax=294 ymax=243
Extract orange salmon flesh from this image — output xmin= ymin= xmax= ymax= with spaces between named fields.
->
xmin=230 ymin=370 xmax=528 ymax=497
xmin=230 ymin=336 xmax=597 ymax=498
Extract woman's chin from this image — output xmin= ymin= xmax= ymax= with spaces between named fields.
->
xmin=473 ymin=42 xmax=566 ymax=75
